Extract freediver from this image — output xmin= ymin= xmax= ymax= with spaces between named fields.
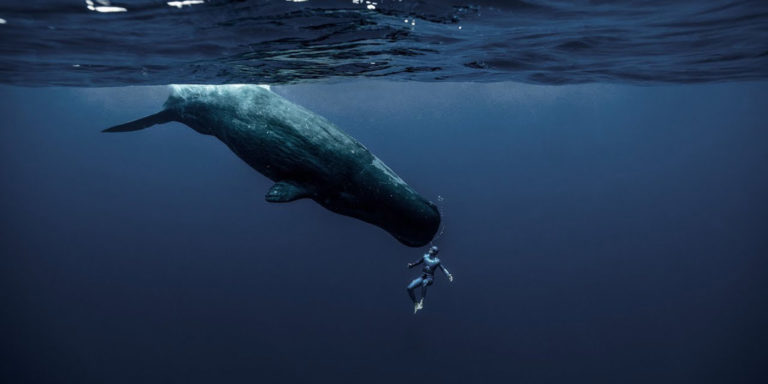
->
xmin=407 ymin=245 xmax=453 ymax=313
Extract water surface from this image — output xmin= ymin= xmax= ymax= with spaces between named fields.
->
xmin=1 ymin=0 xmax=767 ymax=85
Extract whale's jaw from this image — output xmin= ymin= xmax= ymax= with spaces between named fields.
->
xmin=317 ymin=189 xmax=441 ymax=247
xmin=387 ymin=200 xmax=441 ymax=247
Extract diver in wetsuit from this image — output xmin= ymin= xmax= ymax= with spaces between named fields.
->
xmin=407 ymin=245 xmax=453 ymax=313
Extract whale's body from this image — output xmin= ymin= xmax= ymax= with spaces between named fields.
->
xmin=105 ymin=84 xmax=440 ymax=247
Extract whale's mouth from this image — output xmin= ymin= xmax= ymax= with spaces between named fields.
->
xmin=393 ymin=233 xmax=428 ymax=248
xmin=388 ymin=203 xmax=441 ymax=247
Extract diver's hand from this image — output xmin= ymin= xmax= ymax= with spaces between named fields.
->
xmin=408 ymin=263 xmax=415 ymax=269
xmin=448 ymin=274 xmax=454 ymax=282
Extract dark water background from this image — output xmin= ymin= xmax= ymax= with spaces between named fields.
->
xmin=1 ymin=0 xmax=768 ymax=85
xmin=1 ymin=81 xmax=767 ymax=383
xmin=2 ymin=0 xmax=768 ymax=383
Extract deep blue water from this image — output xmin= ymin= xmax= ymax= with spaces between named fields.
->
xmin=1 ymin=0 xmax=767 ymax=85
xmin=1 ymin=82 xmax=767 ymax=383
xmin=2 ymin=1 xmax=768 ymax=383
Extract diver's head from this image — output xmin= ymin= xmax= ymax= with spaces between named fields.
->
xmin=428 ymin=245 xmax=439 ymax=256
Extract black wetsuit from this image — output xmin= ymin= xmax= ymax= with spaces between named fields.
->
xmin=407 ymin=253 xmax=450 ymax=303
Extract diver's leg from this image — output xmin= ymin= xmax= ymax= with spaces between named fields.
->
xmin=414 ymin=279 xmax=432 ymax=313
xmin=407 ymin=277 xmax=423 ymax=303
xmin=420 ymin=279 xmax=431 ymax=302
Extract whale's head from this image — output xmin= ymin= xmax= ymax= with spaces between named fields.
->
xmin=377 ymin=193 xmax=441 ymax=247
xmin=317 ymin=156 xmax=441 ymax=247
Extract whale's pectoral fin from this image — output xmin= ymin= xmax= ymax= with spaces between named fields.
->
xmin=102 ymin=110 xmax=175 ymax=133
xmin=266 ymin=181 xmax=311 ymax=203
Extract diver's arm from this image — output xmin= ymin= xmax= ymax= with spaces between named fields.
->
xmin=440 ymin=264 xmax=454 ymax=282
xmin=408 ymin=257 xmax=424 ymax=269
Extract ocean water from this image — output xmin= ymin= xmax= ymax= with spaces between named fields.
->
xmin=2 ymin=0 xmax=768 ymax=85
xmin=1 ymin=1 xmax=768 ymax=384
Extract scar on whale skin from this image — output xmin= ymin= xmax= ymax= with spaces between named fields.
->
xmin=104 ymin=84 xmax=441 ymax=247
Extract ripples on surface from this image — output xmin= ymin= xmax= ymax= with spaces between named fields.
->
xmin=0 ymin=0 xmax=767 ymax=86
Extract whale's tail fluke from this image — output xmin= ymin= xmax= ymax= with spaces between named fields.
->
xmin=103 ymin=110 xmax=175 ymax=133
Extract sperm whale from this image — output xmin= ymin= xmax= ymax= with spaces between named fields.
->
xmin=104 ymin=84 xmax=440 ymax=247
